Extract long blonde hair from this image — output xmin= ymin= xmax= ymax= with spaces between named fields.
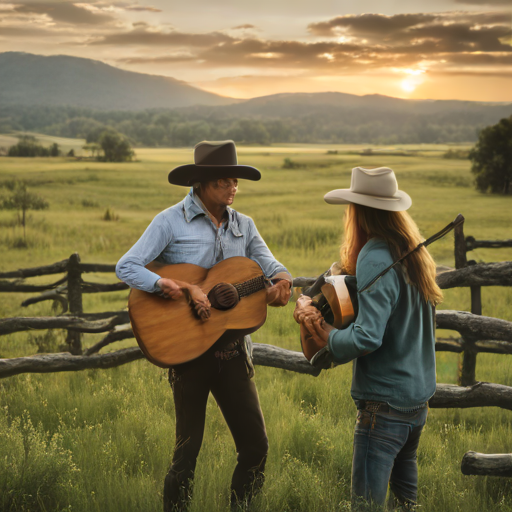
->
xmin=340 ymin=203 xmax=443 ymax=305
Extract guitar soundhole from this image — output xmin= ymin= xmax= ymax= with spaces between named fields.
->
xmin=208 ymin=283 xmax=240 ymax=310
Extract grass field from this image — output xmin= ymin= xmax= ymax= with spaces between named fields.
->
xmin=1 ymin=141 xmax=512 ymax=511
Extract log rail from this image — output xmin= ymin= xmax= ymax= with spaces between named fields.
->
xmin=461 ymin=451 xmax=512 ymax=477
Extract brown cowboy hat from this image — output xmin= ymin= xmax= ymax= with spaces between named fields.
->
xmin=168 ymin=140 xmax=261 ymax=186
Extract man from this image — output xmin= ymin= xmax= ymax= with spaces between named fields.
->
xmin=116 ymin=141 xmax=292 ymax=511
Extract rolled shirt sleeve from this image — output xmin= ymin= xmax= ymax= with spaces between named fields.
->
xmin=327 ymin=259 xmax=400 ymax=365
xmin=115 ymin=212 xmax=173 ymax=293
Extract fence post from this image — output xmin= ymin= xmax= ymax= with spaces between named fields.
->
xmin=454 ymin=223 xmax=467 ymax=269
xmin=454 ymin=223 xmax=477 ymax=386
xmin=66 ymin=253 xmax=83 ymax=355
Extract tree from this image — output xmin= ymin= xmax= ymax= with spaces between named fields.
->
xmin=98 ymin=130 xmax=134 ymax=162
xmin=49 ymin=142 xmax=61 ymax=157
xmin=82 ymin=143 xmax=101 ymax=158
xmin=469 ymin=116 xmax=512 ymax=194
xmin=0 ymin=181 xmax=49 ymax=242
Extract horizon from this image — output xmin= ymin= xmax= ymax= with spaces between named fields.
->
xmin=1 ymin=1 xmax=511 ymax=102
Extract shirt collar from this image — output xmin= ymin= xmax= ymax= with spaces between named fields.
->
xmin=183 ymin=188 xmax=234 ymax=228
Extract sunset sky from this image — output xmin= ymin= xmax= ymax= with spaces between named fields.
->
xmin=1 ymin=0 xmax=511 ymax=101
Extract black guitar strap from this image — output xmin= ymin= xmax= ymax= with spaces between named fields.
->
xmin=359 ymin=213 xmax=465 ymax=293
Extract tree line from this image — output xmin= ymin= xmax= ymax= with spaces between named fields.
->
xmin=0 ymin=105 xmax=488 ymax=147
xmin=7 ymin=136 xmax=61 ymax=157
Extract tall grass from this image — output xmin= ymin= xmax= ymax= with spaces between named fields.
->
xmin=1 ymin=143 xmax=512 ymax=511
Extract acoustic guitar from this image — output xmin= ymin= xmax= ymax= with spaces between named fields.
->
xmin=128 ymin=256 xmax=269 ymax=367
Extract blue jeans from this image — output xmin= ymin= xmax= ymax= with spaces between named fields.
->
xmin=351 ymin=404 xmax=428 ymax=510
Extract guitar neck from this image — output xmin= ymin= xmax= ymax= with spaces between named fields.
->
xmin=234 ymin=275 xmax=268 ymax=298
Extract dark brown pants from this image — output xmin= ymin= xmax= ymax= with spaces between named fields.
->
xmin=163 ymin=337 xmax=268 ymax=512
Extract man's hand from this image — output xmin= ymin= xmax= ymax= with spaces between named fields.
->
xmin=157 ymin=279 xmax=211 ymax=321
xmin=185 ymin=284 xmax=211 ymax=322
xmin=266 ymin=278 xmax=292 ymax=307
xmin=157 ymin=278 xmax=183 ymax=300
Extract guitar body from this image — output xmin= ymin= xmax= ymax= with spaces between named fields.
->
xmin=128 ymin=257 xmax=267 ymax=367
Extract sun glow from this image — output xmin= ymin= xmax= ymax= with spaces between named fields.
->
xmin=396 ymin=68 xmax=426 ymax=94
xmin=401 ymin=79 xmax=417 ymax=93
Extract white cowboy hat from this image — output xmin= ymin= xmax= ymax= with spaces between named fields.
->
xmin=324 ymin=167 xmax=412 ymax=211
xmin=168 ymin=140 xmax=261 ymax=186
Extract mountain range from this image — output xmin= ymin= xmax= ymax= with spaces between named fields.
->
xmin=1 ymin=52 xmax=511 ymax=145
xmin=1 ymin=52 xmax=511 ymax=117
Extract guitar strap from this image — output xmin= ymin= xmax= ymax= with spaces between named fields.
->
xmin=359 ymin=213 xmax=465 ymax=293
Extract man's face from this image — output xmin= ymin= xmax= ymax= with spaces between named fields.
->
xmin=203 ymin=178 xmax=239 ymax=207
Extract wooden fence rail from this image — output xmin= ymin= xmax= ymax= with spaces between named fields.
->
xmin=465 ymin=237 xmax=512 ymax=251
xmin=461 ymin=451 xmax=512 ymax=477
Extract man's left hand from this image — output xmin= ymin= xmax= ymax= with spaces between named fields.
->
xmin=266 ymin=278 xmax=292 ymax=307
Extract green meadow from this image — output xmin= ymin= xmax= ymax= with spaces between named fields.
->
xmin=1 ymin=141 xmax=512 ymax=511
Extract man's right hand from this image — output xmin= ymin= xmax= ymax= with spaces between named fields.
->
xmin=157 ymin=278 xmax=211 ymax=321
xmin=186 ymin=285 xmax=211 ymax=322
xmin=157 ymin=278 xmax=183 ymax=300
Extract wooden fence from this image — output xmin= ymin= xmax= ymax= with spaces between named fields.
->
xmin=453 ymin=223 xmax=512 ymax=387
xmin=1 ymin=225 xmax=512 ymax=477
xmin=1 ymin=255 xmax=512 ymax=384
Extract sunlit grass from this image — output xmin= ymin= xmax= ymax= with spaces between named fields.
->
xmin=1 ymin=142 xmax=512 ymax=511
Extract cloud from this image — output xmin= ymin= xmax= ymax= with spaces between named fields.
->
xmin=308 ymin=13 xmax=438 ymax=38
xmin=0 ymin=25 xmax=74 ymax=38
xmin=121 ymin=5 xmax=162 ymax=12
xmin=232 ymin=24 xmax=257 ymax=30
xmin=118 ymin=54 xmax=198 ymax=64
xmin=307 ymin=11 xmax=511 ymax=50
xmin=11 ymin=1 xmax=115 ymax=25
xmin=88 ymin=27 xmax=236 ymax=46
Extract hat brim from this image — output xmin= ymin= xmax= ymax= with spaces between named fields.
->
xmin=324 ymin=189 xmax=412 ymax=212
xmin=168 ymin=164 xmax=261 ymax=186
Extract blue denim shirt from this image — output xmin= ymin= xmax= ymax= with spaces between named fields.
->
xmin=327 ymin=238 xmax=436 ymax=409
xmin=116 ymin=189 xmax=290 ymax=292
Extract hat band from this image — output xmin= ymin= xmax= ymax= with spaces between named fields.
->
xmin=194 ymin=164 xmax=238 ymax=167
xmin=351 ymin=191 xmax=400 ymax=201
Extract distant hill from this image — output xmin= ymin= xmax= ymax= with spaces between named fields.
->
xmin=0 ymin=52 xmax=236 ymax=110
xmin=222 ymin=91 xmax=511 ymax=118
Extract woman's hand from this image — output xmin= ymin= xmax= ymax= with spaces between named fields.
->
xmin=303 ymin=315 xmax=335 ymax=345
xmin=294 ymin=294 xmax=335 ymax=345
xmin=293 ymin=295 xmax=322 ymax=324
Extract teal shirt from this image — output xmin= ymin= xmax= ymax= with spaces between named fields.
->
xmin=327 ymin=238 xmax=436 ymax=409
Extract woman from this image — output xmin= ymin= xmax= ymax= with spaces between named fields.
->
xmin=294 ymin=166 xmax=442 ymax=510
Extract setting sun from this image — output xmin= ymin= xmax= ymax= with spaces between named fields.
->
xmin=401 ymin=79 xmax=417 ymax=93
